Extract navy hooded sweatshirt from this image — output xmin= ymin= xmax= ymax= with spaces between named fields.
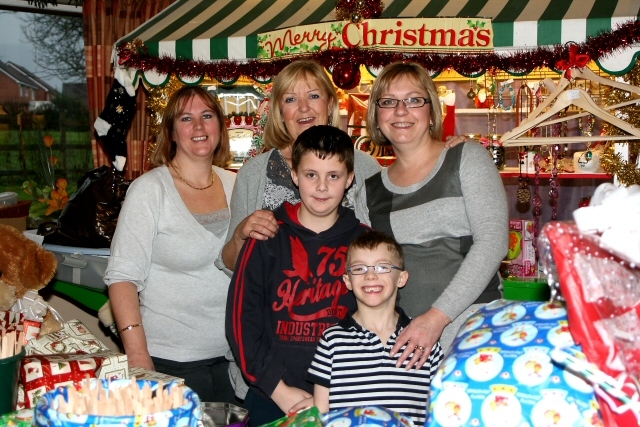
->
xmin=226 ymin=202 xmax=370 ymax=399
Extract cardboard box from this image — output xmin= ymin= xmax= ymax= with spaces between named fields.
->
xmin=0 ymin=217 xmax=27 ymax=231
xmin=0 ymin=200 xmax=30 ymax=232
xmin=508 ymin=219 xmax=536 ymax=277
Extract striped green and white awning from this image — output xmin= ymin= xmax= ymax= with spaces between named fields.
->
xmin=116 ymin=0 xmax=640 ymax=80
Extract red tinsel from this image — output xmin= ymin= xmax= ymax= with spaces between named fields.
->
xmin=117 ymin=19 xmax=640 ymax=84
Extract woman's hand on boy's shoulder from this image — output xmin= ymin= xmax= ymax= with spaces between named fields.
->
xmin=235 ymin=209 xmax=278 ymax=242
xmin=391 ymin=307 xmax=451 ymax=370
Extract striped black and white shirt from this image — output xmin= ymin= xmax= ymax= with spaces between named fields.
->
xmin=307 ymin=309 xmax=444 ymax=426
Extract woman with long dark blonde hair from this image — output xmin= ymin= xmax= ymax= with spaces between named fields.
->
xmin=105 ymin=86 xmax=239 ymax=404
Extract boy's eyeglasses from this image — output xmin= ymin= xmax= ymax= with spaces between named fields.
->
xmin=346 ymin=263 xmax=403 ymax=275
xmin=375 ymin=97 xmax=431 ymax=108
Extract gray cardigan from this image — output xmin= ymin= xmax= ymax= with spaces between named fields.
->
xmin=216 ymin=148 xmax=381 ymax=275
xmin=105 ymin=165 xmax=236 ymax=361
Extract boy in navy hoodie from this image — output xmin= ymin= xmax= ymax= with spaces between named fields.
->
xmin=226 ymin=125 xmax=370 ymax=426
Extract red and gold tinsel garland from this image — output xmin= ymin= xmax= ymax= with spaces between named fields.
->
xmin=117 ymin=19 xmax=640 ymax=82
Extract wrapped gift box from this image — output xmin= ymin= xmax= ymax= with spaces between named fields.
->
xmin=426 ymin=300 xmax=603 ymax=427
xmin=18 ymin=351 xmax=128 ymax=408
xmin=0 ymin=408 xmax=33 ymax=427
xmin=324 ymin=407 xmax=415 ymax=427
xmin=25 ymin=319 xmax=109 ymax=355
xmin=260 ymin=406 xmax=323 ymax=427
xmin=129 ymin=366 xmax=185 ymax=385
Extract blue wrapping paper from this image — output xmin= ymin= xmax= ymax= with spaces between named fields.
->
xmin=33 ymin=379 xmax=201 ymax=427
xmin=426 ymin=300 xmax=604 ymax=427
xmin=324 ymin=406 xmax=415 ymax=427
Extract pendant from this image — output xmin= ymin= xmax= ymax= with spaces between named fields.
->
xmin=487 ymin=145 xmax=506 ymax=170
xmin=517 ymin=184 xmax=531 ymax=204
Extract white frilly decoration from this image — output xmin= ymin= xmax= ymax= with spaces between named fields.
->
xmin=113 ymin=63 xmax=139 ymax=97
xmin=573 ymin=183 xmax=640 ymax=263
xmin=94 ymin=116 xmax=111 ymax=137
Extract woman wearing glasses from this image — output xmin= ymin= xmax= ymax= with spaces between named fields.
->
xmin=219 ymin=60 xmax=467 ymax=274
xmin=358 ymin=62 xmax=508 ymax=365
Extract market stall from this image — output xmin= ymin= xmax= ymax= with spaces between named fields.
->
xmin=94 ymin=0 xmax=640 ymax=226
xmin=5 ymin=0 xmax=640 ymax=424
xmin=106 ymin=0 xmax=640 ymax=175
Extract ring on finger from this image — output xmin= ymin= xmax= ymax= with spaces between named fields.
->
xmin=415 ymin=345 xmax=425 ymax=352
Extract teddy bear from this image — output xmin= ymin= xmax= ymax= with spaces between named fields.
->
xmin=0 ymin=224 xmax=62 ymax=335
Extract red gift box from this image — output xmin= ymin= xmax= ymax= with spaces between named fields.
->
xmin=18 ymin=352 xmax=127 ymax=408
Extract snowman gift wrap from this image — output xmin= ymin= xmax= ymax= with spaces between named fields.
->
xmin=426 ymin=300 xmax=603 ymax=427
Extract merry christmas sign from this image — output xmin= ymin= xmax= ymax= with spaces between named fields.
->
xmin=258 ymin=18 xmax=494 ymax=58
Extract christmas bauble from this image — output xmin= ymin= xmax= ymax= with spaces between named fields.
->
xmin=332 ymin=61 xmax=361 ymax=90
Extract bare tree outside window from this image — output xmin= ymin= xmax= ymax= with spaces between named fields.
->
xmin=20 ymin=13 xmax=85 ymax=83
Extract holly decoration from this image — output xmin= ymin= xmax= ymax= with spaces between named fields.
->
xmin=467 ymin=20 xmax=486 ymax=30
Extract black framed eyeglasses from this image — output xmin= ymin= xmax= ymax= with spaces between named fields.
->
xmin=375 ymin=97 xmax=431 ymax=108
xmin=346 ymin=263 xmax=403 ymax=275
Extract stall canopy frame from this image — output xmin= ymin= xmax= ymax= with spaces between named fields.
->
xmin=114 ymin=0 xmax=640 ymax=87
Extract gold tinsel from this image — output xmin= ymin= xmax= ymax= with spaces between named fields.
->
xmin=600 ymin=62 xmax=640 ymax=186
xmin=123 ymin=39 xmax=145 ymax=55
xmin=145 ymin=75 xmax=184 ymax=160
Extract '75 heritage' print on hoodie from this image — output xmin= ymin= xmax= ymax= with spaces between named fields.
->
xmin=226 ymin=202 xmax=369 ymax=398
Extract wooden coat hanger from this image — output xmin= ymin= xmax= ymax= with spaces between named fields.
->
xmin=570 ymin=66 xmax=640 ymax=96
xmin=501 ymin=87 xmax=640 ymax=147
xmin=521 ymin=67 xmax=640 ymax=127
xmin=501 ymin=64 xmax=640 ymax=147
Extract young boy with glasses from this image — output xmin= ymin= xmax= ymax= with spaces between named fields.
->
xmin=301 ymin=230 xmax=444 ymax=426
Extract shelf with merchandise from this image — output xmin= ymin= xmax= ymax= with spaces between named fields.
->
xmin=499 ymin=166 xmax=612 ymax=180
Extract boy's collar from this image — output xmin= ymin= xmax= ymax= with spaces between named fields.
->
xmin=283 ymin=201 xmax=346 ymax=230
xmin=339 ymin=307 xmax=411 ymax=331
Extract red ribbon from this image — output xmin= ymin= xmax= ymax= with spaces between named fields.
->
xmin=555 ymin=45 xmax=590 ymax=78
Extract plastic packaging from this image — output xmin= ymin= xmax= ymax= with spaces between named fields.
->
xmin=0 ymin=192 xmax=18 ymax=206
